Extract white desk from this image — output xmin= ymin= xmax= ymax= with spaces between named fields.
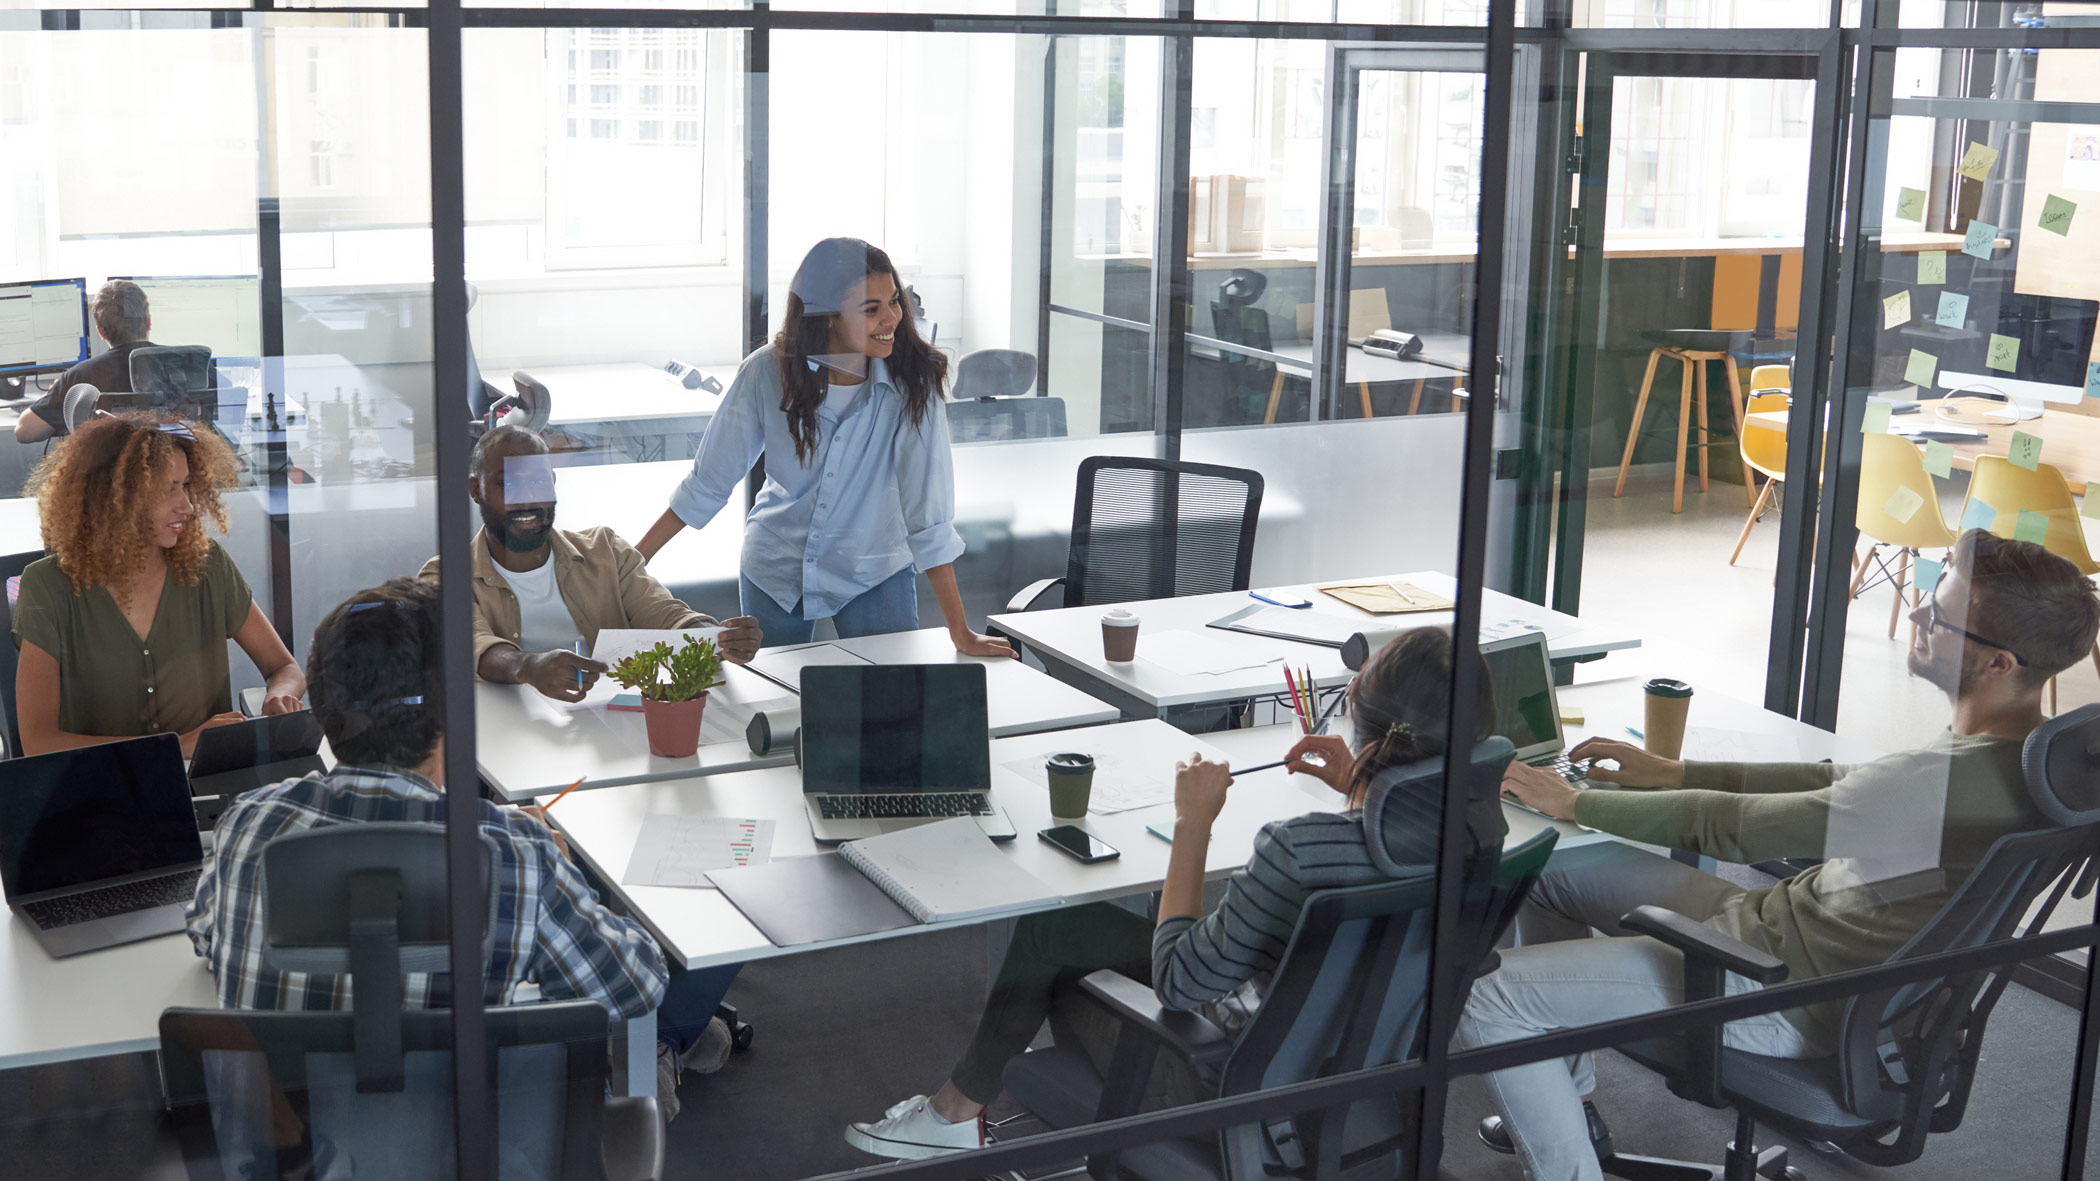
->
xmin=475 ymin=627 xmax=1120 ymax=801
xmin=0 ymin=496 xmax=39 ymax=556
xmin=1271 ymin=332 xmax=1473 ymax=387
xmin=531 ymin=363 xmax=733 ymax=462
xmin=988 ymin=572 xmax=1641 ymax=719
xmin=0 ymin=916 xmax=216 ymax=1071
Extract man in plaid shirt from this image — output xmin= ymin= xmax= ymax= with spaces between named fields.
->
xmin=187 ymin=577 xmax=737 ymax=1118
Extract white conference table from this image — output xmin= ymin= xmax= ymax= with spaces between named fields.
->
xmin=1271 ymin=332 xmax=1473 ymax=387
xmin=475 ymin=627 xmax=1120 ymax=801
xmin=0 ymin=496 xmax=39 ymax=556
xmin=988 ymin=572 xmax=1641 ymax=719
xmin=549 ymin=676 xmax=1876 ymax=974
xmin=0 ymin=914 xmax=218 ymax=1072
xmin=532 ymin=362 xmax=734 ymax=462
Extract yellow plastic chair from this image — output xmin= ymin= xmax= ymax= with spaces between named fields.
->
xmin=1955 ymin=456 xmax=2100 ymax=707
xmin=1749 ymin=364 xmax=1790 ymax=395
xmin=1729 ymin=391 xmax=1792 ymax=566
xmin=1854 ymin=432 xmax=1960 ymax=640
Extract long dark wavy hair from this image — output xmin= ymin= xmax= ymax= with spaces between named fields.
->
xmin=774 ymin=239 xmax=948 ymax=464
xmin=1341 ymin=627 xmax=1495 ymax=808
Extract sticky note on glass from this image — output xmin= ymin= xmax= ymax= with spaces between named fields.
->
xmin=1862 ymin=400 xmax=1892 ymax=434
xmin=1918 ymin=251 xmax=1947 ymax=284
xmin=2015 ymin=508 xmax=2050 ymax=545
xmin=2088 ymin=361 xmax=2100 ymax=399
xmin=1936 ymin=291 xmax=1968 ymax=328
xmin=1905 ymin=348 xmax=1939 ymax=388
xmin=2085 ymin=491 xmax=2100 ymax=522
xmin=1986 ymin=333 xmax=2020 ymax=373
xmin=1896 ymin=187 xmax=1926 ymax=220
xmin=2041 ymin=194 xmax=2078 ymax=236
xmin=1915 ymin=555 xmax=1943 ymax=594
xmin=2009 ymin=429 xmax=2043 ymax=471
xmin=1558 ymin=703 xmax=1584 ymax=725
xmin=1960 ymin=499 xmax=1997 ymax=532
xmin=1883 ymin=485 xmax=1925 ymax=523
xmin=1963 ymin=220 xmax=1998 ymax=260
xmin=1924 ymin=440 xmax=1955 ymax=478
xmin=1880 ymin=290 xmax=1910 ymax=329
xmin=1958 ymin=141 xmax=2000 ymax=181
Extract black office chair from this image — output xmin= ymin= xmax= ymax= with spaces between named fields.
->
xmin=157 ymin=824 xmax=665 ymax=1181
xmin=0 ymin=548 xmax=46 ymax=759
xmin=1005 ymin=456 xmax=1264 ymax=612
xmin=1591 ymin=703 xmax=2100 ymax=1180
xmin=1209 ymin=300 xmax=1295 ymax=426
xmin=129 ymin=345 xmax=217 ymax=419
xmin=1002 ymin=744 xmax=1548 ymax=1181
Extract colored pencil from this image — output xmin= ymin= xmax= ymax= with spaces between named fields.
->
xmin=1282 ymin=666 xmax=1309 ymax=733
xmin=539 ymin=775 xmax=588 ymax=812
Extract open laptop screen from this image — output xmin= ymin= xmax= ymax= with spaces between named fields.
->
xmin=0 ymin=734 xmax=200 ymax=900
xmin=800 ymin=664 xmax=991 ymax=793
xmin=1481 ymin=632 xmax=1562 ymax=761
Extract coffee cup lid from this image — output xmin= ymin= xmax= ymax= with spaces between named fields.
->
xmin=1046 ymin=752 xmax=1096 ymax=771
xmin=1643 ymin=678 xmax=1694 ymax=698
xmin=1103 ymin=608 xmax=1139 ymax=624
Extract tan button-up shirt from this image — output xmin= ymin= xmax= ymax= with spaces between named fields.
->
xmin=419 ymin=526 xmax=717 ymax=672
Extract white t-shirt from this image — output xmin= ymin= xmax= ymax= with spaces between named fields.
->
xmin=491 ymin=556 xmax=584 ymax=655
xmin=823 ymin=380 xmax=864 ymax=419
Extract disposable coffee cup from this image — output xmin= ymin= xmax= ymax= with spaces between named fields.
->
xmin=1045 ymin=753 xmax=1097 ymax=819
xmin=1102 ymin=608 xmax=1140 ymax=663
xmin=1642 ymin=679 xmax=1694 ymax=761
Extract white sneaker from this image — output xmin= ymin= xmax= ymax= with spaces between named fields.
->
xmin=844 ymin=1094 xmax=984 ymax=1160
xmin=680 ymin=1016 xmax=734 ymax=1077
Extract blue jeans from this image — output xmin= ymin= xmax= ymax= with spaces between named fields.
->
xmin=739 ymin=567 xmax=920 ymax=646
xmin=657 ymin=962 xmax=742 ymax=1056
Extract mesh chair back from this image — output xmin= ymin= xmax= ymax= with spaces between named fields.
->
xmin=1062 ymin=456 xmax=1263 ymax=608
xmin=948 ymin=396 xmax=1068 ymax=443
xmin=128 ymin=345 xmax=215 ymax=416
xmin=952 ymin=349 xmax=1038 ymax=399
xmin=0 ymin=549 xmax=44 ymax=758
xmin=1827 ymin=705 xmax=2100 ymax=1145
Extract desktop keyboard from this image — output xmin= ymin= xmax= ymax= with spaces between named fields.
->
xmin=817 ymin=793 xmax=994 ymax=820
xmin=21 ymin=868 xmax=201 ymax=930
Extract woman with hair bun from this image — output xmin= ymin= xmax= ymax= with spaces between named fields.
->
xmin=14 ymin=413 xmax=303 ymax=756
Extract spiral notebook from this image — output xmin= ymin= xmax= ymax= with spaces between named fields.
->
xmin=837 ymin=817 xmax=1058 ymax=924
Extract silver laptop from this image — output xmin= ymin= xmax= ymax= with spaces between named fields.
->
xmin=799 ymin=663 xmax=1016 ymax=844
xmin=1480 ymin=630 xmax=1589 ymax=785
xmin=0 ymin=733 xmax=205 ymax=957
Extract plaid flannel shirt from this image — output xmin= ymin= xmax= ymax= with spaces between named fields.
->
xmin=187 ymin=765 xmax=667 ymax=1017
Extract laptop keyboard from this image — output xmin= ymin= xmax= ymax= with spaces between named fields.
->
xmin=1537 ymin=755 xmax=1590 ymax=784
xmin=21 ymin=868 xmax=201 ymax=930
xmin=817 ymin=793 xmax=993 ymax=820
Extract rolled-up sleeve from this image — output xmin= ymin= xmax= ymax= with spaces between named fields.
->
xmin=669 ymin=356 xmax=771 ymax=531
xmin=893 ymin=397 xmax=966 ymax=572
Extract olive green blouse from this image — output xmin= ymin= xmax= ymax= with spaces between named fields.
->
xmin=11 ymin=541 xmax=253 ymax=740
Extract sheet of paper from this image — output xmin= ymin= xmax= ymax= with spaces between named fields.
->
xmin=1883 ymin=485 xmax=1925 ymax=524
xmin=1962 ymin=220 xmax=1998 ymax=260
xmin=2008 ymin=429 xmax=2043 ymax=471
xmin=1895 ymin=186 xmax=1926 ymax=220
xmin=622 ymin=816 xmax=775 ymax=887
xmin=1958 ymin=141 xmax=2000 ymax=181
xmin=747 ymin=642 xmax=873 ymax=693
xmin=1224 ymin=606 xmax=1366 ymax=646
xmin=1914 ymin=555 xmax=1943 ymax=594
xmin=1861 ymin=400 xmax=1892 ymax=434
xmin=996 ymin=727 xmax=1232 ymax=816
xmin=1923 ymin=440 xmax=1954 ymax=478
xmin=1881 ymin=290 xmax=1910 ymax=329
xmin=1904 ymin=348 xmax=1938 ymax=388
xmin=1985 ymin=333 xmax=2020 ymax=373
xmin=1140 ymin=629 xmax=1282 ymax=677
xmin=1917 ymin=251 xmax=1946 ymax=285
xmin=2041 ymin=193 xmax=2078 ymax=236
xmin=1960 ymin=499 xmax=1997 ymax=532
xmin=1936 ymin=291 xmax=1969 ymax=328
xmin=2014 ymin=508 xmax=2050 ymax=545
xmin=592 ymin=627 xmax=725 ymax=671
xmin=2068 ymin=133 xmax=2100 ymax=189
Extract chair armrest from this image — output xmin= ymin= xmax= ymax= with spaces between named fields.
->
xmin=1620 ymin=905 xmax=1789 ymax=990
xmin=1006 ymin=577 xmax=1064 ymax=613
xmin=600 ymin=1097 xmax=666 ymax=1181
xmin=1077 ymin=969 xmax=1235 ymax=1070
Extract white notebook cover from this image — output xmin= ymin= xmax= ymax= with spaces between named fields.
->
xmin=838 ymin=817 xmax=1059 ymax=924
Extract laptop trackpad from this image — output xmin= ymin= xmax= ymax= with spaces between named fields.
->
xmin=102 ymin=904 xmax=187 ymax=945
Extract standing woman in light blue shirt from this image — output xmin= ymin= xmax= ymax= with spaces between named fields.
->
xmin=636 ymin=238 xmax=1015 ymax=657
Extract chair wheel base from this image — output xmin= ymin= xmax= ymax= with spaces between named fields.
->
xmin=1598 ymin=1142 xmax=1797 ymax=1181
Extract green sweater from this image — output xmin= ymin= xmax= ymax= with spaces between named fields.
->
xmin=1570 ymin=731 xmax=2039 ymax=1047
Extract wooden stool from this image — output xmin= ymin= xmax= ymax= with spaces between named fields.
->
xmin=1612 ymin=346 xmax=1758 ymax=514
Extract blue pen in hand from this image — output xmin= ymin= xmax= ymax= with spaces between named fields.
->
xmin=1250 ymin=590 xmax=1313 ymax=609
xmin=574 ymin=639 xmax=587 ymax=691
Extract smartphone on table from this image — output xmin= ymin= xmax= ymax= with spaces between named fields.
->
xmin=1038 ymin=825 xmax=1120 ymax=864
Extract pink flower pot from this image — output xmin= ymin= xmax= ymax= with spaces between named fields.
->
xmin=641 ymin=692 xmax=708 ymax=758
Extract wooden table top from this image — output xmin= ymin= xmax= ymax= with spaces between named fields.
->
xmin=1748 ymin=405 xmax=2100 ymax=495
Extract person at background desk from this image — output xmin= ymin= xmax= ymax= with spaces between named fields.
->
xmin=418 ymin=424 xmax=762 ymax=702
xmin=17 ymin=280 xmax=156 ymax=445
xmin=635 ymin=237 xmax=1013 ymax=657
xmin=13 ymin=413 xmax=303 ymax=757
xmin=1473 ymin=530 xmax=2100 ymax=1181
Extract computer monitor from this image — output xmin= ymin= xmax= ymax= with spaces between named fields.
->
xmin=110 ymin=275 xmax=263 ymax=360
xmin=0 ymin=278 xmax=89 ymax=377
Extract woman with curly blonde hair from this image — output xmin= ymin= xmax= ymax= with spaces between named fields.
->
xmin=13 ymin=413 xmax=304 ymax=757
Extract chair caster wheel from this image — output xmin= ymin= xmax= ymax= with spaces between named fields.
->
xmin=731 ymin=1022 xmax=754 ymax=1052
xmin=1780 ymin=1168 xmax=1807 ymax=1181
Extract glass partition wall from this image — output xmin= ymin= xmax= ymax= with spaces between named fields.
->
xmin=4 ymin=2 xmax=2100 ymax=1180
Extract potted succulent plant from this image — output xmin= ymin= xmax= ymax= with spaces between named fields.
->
xmin=607 ymin=635 xmax=725 ymax=758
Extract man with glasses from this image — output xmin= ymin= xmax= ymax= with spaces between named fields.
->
xmin=1477 ymin=530 xmax=2100 ymax=1181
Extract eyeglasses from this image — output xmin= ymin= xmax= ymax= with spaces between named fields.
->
xmin=1924 ymin=591 xmax=2026 ymax=666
